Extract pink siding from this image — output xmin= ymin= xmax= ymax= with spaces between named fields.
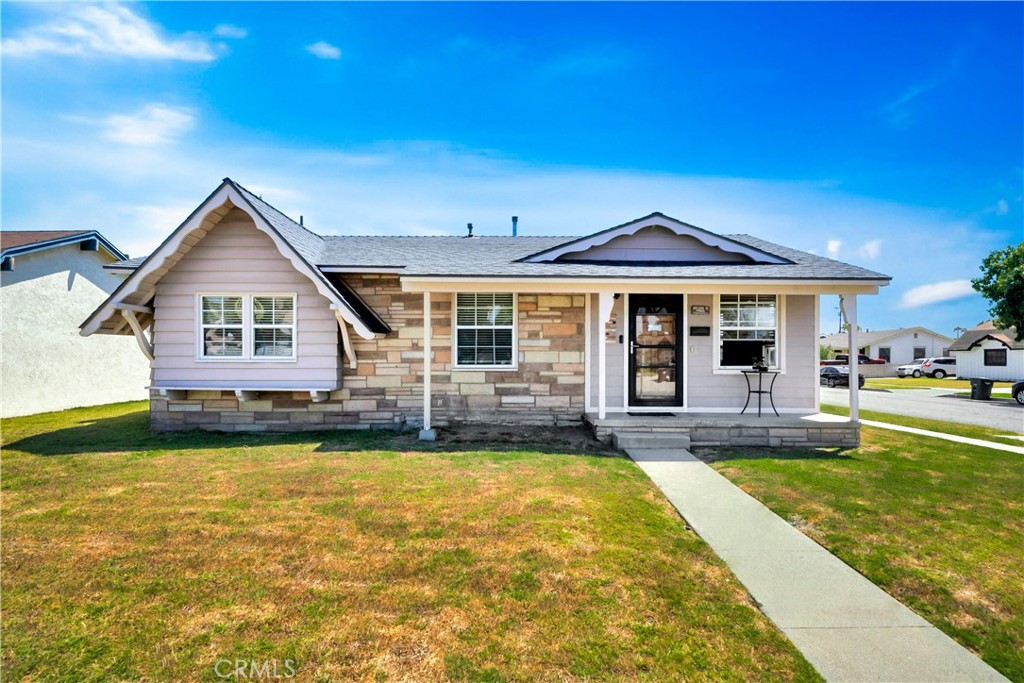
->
xmin=152 ymin=209 xmax=341 ymax=389
xmin=686 ymin=294 xmax=817 ymax=411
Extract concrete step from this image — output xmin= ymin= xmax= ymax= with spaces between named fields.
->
xmin=612 ymin=431 xmax=691 ymax=450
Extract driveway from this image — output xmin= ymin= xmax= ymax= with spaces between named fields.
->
xmin=821 ymin=387 xmax=1023 ymax=432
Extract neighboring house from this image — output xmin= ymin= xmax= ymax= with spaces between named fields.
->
xmin=81 ymin=179 xmax=891 ymax=446
xmin=819 ymin=326 xmax=954 ymax=364
xmin=949 ymin=321 xmax=1024 ymax=382
xmin=1 ymin=231 xmax=151 ymax=417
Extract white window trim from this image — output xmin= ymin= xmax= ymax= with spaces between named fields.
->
xmin=195 ymin=292 xmax=298 ymax=362
xmin=451 ymin=292 xmax=519 ymax=371
xmin=712 ymin=293 xmax=786 ymax=374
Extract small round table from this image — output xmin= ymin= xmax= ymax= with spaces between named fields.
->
xmin=740 ymin=370 xmax=780 ymax=417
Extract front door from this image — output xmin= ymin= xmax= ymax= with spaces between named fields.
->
xmin=628 ymin=295 xmax=684 ymax=407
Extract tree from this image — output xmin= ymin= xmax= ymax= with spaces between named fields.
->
xmin=819 ymin=343 xmax=833 ymax=361
xmin=972 ymin=242 xmax=1024 ymax=341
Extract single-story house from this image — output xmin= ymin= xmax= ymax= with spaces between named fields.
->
xmin=81 ymin=179 xmax=891 ymax=447
xmin=949 ymin=321 xmax=1024 ymax=382
xmin=1 ymin=230 xmax=151 ymax=417
xmin=819 ymin=326 xmax=954 ymax=364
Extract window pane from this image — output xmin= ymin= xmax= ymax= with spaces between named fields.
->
xmin=254 ymin=328 xmax=293 ymax=357
xmin=204 ymin=327 xmax=243 ymax=356
xmin=253 ymin=296 xmax=294 ymax=325
xmin=202 ymin=296 xmax=242 ymax=325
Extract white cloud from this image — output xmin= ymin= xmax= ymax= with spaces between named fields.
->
xmin=826 ymin=239 xmax=842 ymax=258
xmin=305 ymin=41 xmax=341 ymax=60
xmin=214 ymin=24 xmax=248 ymax=39
xmin=101 ymin=104 xmax=195 ymax=146
xmin=1 ymin=4 xmax=216 ymax=61
xmin=858 ymin=239 xmax=882 ymax=260
xmin=899 ymin=280 xmax=976 ymax=308
xmin=996 ymin=199 xmax=1009 ymax=215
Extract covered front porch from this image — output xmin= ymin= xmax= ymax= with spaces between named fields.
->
xmin=586 ymin=411 xmax=859 ymax=449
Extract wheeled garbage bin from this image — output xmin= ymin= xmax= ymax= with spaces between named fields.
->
xmin=969 ymin=378 xmax=994 ymax=400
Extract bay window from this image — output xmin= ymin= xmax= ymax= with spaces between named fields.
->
xmin=199 ymin=294 xmax=295 ymax=360
xmin=454 ymin=293 xmax=516 ymax=368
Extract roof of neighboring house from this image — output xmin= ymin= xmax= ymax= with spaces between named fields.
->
xmin=948 ymin=323 xmax=1024 ymax=351
xmin=820 ymin=326 xmax=954 ymax=349
xmin=1 ymin=230 xmax=127 ymax=261
xmin=104 ymin=181 xmax=892 ymax=282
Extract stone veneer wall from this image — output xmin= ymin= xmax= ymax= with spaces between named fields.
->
xmin=588 ymin=419 xmax=859 ymax=448
xmin=150 ymin=275 xmax=586 ymax=432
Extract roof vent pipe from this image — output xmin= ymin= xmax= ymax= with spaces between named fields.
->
xmin=300 ymin=215 xmax=304 ymax=227
xmin=466 ymin=222 xmax=474 ymax=238
xmin=512 ymin=215 xmax=518 ymax=237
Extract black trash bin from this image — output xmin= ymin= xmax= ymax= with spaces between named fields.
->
xmin=969 ymin=378 xmax=994 ymax=400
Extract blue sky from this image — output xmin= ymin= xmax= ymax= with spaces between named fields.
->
xmin=3 ymin=2 xmax=1021 ymax=337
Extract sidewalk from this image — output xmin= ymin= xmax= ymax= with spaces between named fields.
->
xmin=859 ymin=419 xmax=1024 ymax=455
xmin=629 ymin=447 xmax=1009 ymax=682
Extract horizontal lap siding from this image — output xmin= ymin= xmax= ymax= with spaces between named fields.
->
xmin=687 ymin=294 xmax=816 ymax=411
xmin=153 ymin=210 xmax=340 ymax=388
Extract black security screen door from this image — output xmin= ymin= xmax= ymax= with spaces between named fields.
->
xmin=629 ymin=295 xmax=684 ymax=406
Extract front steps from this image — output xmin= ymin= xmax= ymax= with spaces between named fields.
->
xmin=612 ymin=430 xmax=691 ymax=450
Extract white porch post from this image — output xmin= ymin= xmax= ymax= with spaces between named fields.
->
xmin=597 ymin=292 xmax=615 ymax=420
xmin=419 ymin=291 xmax=435 ymax=440
xmin=841 ymin=294 xmax=859 ymax=422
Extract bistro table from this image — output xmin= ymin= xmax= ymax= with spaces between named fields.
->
xmin=740 ymin=369 xmax=780 ymax=417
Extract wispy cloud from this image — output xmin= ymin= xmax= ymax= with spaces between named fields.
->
xmin=826 ymin=239 xmax=842 ymax=258
xmin=899 ymin=279 xmax=976 ymax=308
xmin=214 ymin=24 xmax=248 ymax=40
xmin=100 ymin=104 xmax=195 ymax=146
xmin=995 ymin=199 xmax=1009 ymax=216
xmin=858 ymin=239 xmax=882 ymax=260
xmin=306 ymin=41 xmax=341 ymax=60
xmin=882 ymin=53 xmax=961 ymax=128
xmin=1 ymin=4 xmax=216 ymax=62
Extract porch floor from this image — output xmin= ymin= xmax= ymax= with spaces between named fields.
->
xmin=585 ymin=412 xmax=858 ymax=449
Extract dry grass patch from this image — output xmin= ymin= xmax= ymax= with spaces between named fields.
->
xmin=2 ymin=402 xmax=819 ymax=682
xmin=707 ymin=424 xmax=1024 ymax=681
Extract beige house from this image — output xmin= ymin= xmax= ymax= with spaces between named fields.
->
xmin=81 ymin=179 xmax=890 ymax=446
xmin=1 ymin=231 xmax=150 ymax=417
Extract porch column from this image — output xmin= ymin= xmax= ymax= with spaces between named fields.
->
xmin=597 ymin=292 xmax=615 ymax=420
xmin=841 ymin=294 xmax=859 ymax=422
xmin=419 ymin=291 xmax=435 ymax=441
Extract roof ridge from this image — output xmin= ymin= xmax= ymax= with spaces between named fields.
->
xmin=225 ymin=178 xmax=325 ymax=243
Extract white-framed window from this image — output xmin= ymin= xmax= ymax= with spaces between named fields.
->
xmin=198 ymin=293 xmax=296 ymax=361
xmin=716 ymin=294 xmax=781 ymax=370
xmin=453 ymin=292 xmax=516 ymax=369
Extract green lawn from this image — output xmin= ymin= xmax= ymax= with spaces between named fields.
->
xmin=707 ymin=422 xmax=1024 ymax=681
xmin=864 ymin=377 xmax=1013 ymax=391
xmin=2 ymin=402 xmax=819 ymax=682
xmin=820 ymin=404 xmax=1024 ymax=443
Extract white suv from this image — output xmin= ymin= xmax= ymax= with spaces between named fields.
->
xmin=921 ymin=357 xmax=957 ymax=378
xmin=897 ymin=359 xmax=927 ymax=378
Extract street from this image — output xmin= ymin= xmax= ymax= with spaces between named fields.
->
xmin=820 ymin=387 xmax=1024 ymax=433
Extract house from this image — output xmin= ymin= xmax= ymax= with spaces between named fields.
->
xmin=819 ymin=326 xmax=954 ymax=364
xmin=948 ymin=321 xmax=1024 ymax=382
xmin=80 ymin=179 xmax=891 ymax=447
xmin=1 ymin=230 xmax=151 ymax=417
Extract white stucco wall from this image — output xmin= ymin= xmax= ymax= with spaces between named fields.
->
xmin=1 ymin=244 xmax=151 ymax=417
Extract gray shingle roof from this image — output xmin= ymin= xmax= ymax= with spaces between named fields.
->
xmin=313 ymin=234 xmax=889 ymax=280
xmin=106 ymin=183 xmax=891 ymax=282
xmin=949 ymin=326 xmax=1023 ymax=351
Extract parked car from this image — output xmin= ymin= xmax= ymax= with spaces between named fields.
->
xmin=1012 ymin=380 xmax=1024 ymax=406
xmin=820 ymin=366 xmax=866 ymax=388
xmin=920 ymin=357 xmax=956 ymax=379
xmin=835 ymin=353 xmax=886 ymax=365
xmin=897 ymin=359 xmax=927 ymax=378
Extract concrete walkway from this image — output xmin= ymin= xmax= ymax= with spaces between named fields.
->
xmin=860 ymin=419 xmax=1024 ymax=455
xmin=628 ymin=447 xmax=1009 ymax=682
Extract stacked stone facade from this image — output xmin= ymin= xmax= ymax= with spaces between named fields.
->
xmin=151 ymin=275 xmax=586 ymax=432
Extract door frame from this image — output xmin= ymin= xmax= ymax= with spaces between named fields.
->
xmin=628 ymin=294 xmax=685 ymax=407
